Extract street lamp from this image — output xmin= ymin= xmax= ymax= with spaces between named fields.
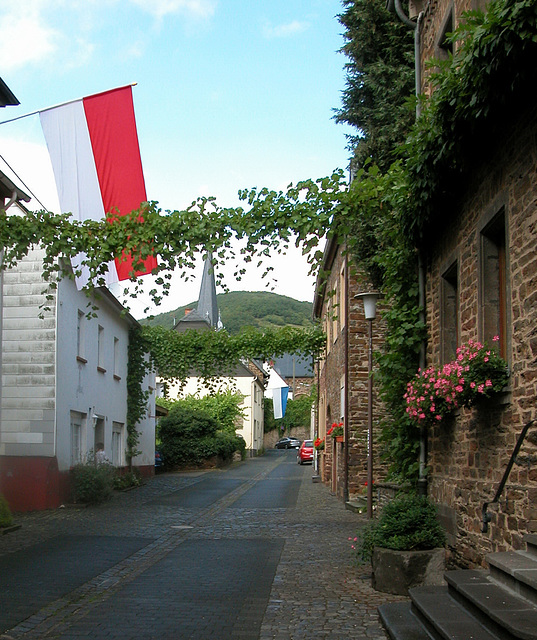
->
xmin=355 ymin=292 xmax=381 ymax=519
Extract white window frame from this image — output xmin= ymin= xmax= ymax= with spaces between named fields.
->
xmin=70 ymin=411 xmax=86 ymax=466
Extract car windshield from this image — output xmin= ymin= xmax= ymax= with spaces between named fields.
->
xmin=304 ymin=440 xmax=313 ymax=447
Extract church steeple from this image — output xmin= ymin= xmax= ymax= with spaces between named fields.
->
xmin=174 ymin=252 xmax=221 ymax=333
xmin=197 ymin=253 xmax=219 ymax=328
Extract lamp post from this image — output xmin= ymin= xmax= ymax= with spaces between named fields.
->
xmin=355 ymin=292 xmax=381 ymax=519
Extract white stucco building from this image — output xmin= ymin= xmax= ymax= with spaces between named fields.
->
xmin=0 ymin=203 xmax=156 ymax=511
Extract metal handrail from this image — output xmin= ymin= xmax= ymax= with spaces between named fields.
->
xmin=482 ymin=419 xmax=535 ymax=533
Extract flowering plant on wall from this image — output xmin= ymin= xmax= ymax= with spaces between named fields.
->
xmin=314 ymin=437 xmax=325 ymax=451
xmin=327 ymin=422 xmax=344 ymax=437
xmin=404 ymin=337 xmax=509 ymax=427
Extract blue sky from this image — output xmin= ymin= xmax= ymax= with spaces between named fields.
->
xmin=0 ymin=0 xmax=352 ymax=315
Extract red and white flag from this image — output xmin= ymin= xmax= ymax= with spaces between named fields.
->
xmin=40 ymin=85 xmax=157 ymax=288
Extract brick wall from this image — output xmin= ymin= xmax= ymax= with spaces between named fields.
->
xmin=424 ymin=100 xmax=537 ymax=567
xmin=314 ymin=242 xmax=389 ymax=501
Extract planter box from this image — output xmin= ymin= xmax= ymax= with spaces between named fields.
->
xmin=334 ymin=435 xmax=344 ymax=443
xmin=371 ymin=546 xmax=445 ymax=595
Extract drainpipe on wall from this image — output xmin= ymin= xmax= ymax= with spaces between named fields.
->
xmin=344 ymin=247 xmax=350 ymax=503
xmin=388 ymin=0 xmax=428 ymax=496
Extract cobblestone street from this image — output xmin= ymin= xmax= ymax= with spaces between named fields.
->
xmin=0 ymin=450 xmax=405 ymax=639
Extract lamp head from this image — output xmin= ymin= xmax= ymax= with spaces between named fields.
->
xmin=354 ymin=292 xmax=382 ymax=320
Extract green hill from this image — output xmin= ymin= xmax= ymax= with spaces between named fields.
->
xmin=140 ymin=291 xmax=314 ymax=335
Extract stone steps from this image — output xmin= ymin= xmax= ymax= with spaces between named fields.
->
xmin=379 ymin=535 xmax=537 ymax=640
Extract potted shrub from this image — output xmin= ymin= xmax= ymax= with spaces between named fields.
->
xmin=354 ymin=494 xmax=447 ymax=595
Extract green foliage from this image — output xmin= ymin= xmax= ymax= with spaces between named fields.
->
xmin=264 ymin=398 xmax=277 ymax=433
xmin=113 ymin=469 xmax=142 ymax=490
xmin=0 ymin=494 xmax=14 ymax=527
xmin=142 ymin=291 xmax=314 ymax=335
xmin=356 ymin=494 xmax=446 ymax=562
xmin=159 ymin=404 xmax=245 ymax=467
xmin=141 ymin=324 xmax=324 ymax=392
xmin=401 ymin=0 xmax=537 ymax=244
xmin=264 ymin=393 xmax=314 ymax=433
xmin=70 ymin=458 xmax=116 ymax=504
xmin=336 ymin=0 xmax=415 ymax=172
xmin=162 ymin=391 xmax=245 ymax=434
xmin=126 ymin=327 xmax=151 ymax=465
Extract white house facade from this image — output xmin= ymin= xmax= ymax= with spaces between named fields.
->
xmin=0 ymin=240 xmax=156 ymax=512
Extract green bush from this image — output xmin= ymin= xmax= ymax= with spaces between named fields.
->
xmin=159 ymin=405 xmax=245 ymax=467
xmin=356 ymin=494 xmax=446 ymax=562
xmin=0 ymin=494 xmax=13 ymax=527
xmin=113 ymin=469 xmax=142 ymax=491
xmin=71 ymin=459 xmax=115 ymax=505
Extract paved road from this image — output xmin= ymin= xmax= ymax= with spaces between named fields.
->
xmin=0 ymin=449 xmax=405 ymax=639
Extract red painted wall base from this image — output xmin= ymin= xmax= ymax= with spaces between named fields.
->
xmin=0 ymin=456 xmax=70 ymax=513
xmin=0 ymin=457 xmax=155 ymax=513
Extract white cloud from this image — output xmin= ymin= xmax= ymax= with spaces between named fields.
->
xmin=263 ymin=20 xmax=309 ymax=39
xmin=0 ymin=12 xmax=60 ymax=72
xmin=129 ymin=0 xmax=217 ymax=19
xmin=0 ymin=0 xmax=216 ymax=73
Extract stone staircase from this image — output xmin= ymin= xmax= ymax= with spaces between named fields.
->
xmin=379 ymin=534 xmax=537 ymax=640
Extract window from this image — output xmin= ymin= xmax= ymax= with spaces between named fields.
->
xmin=113 ymin=337 xmax=120 ymax=379
xmin=480 ymin=209 xmax=507 ymax=358
xmin=339 ymin=265 xmax=346 ymax=331
xmin=70 ymin=411 xmax=86 ymax=465
xmin=97 ymin=325 xmax=106 ymax=372
xmin=331 ymin=293 xmax=338 ymax=343
xmin=111 ymin=422 xmax=124 ymax=466
xmin=76 ymin=310 xmax=86 ymax=361
xmin=436 ymin=5 xmax=454 ymax=60
xmin=441 ymin=261 xmax=458 ymax=364
xmin=319 ymin=393 xmax=326 ymax=438
xmin=340 ymin=375 xmax=345 ymax=423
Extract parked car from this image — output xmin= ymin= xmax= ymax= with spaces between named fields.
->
xmin=275 ymin=437 xmax=301 ymax=449
xmin=297 ymin=440 xmax=314 ymax=464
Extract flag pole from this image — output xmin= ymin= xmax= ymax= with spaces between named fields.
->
xmin=0 ymin=83 xmax=138 ymax=127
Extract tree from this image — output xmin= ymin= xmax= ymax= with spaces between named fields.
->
xmin=336 ymin=0 xmax=415 ymax=173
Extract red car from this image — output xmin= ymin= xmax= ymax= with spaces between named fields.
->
xmin=297 ymin=439 xmax=314 ymax=465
